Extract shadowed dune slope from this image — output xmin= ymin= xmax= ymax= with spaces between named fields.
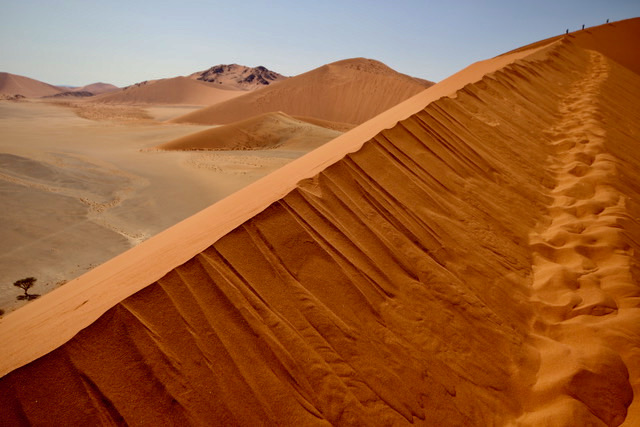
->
xmin=157 ymin=112 xmax=343 ymax=151
xmin=92 ymin=76 xmax=244 ymax=105
xmin=0 ymin=72 xmax=63 ymax=98
xmin=1 ymin=20 xmax=640 ymax=426
xmin=170 ymin=57 xmax=434 ymax=125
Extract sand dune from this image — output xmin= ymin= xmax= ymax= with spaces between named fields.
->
xmin=45 ymin=82 xmax=118 ymax=99
xmin=505 ymin=18 xmax=640 ymax=75
xmin=71 ymin=82 xmax=119 ymax=94
xmin=157 ymin=112 xmax=343 ymax=151
xmin=0 ymin=72 xmax=63 ymax=98
xmin=170 ymin=57 xmax=434 ymax=125
xmin=291 ymin=115 xmax=356 ymax=132
xmin=1 ymin=18 xmax=640 ymax=426
xmin=92 ymin=76 xmax=245 ymax=105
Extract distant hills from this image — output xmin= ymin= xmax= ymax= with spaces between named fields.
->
xmin=171 ymin=58 xmax=435 ymax=125
xmin=71 ymin=82 xmax=119 ymax=95
xmin=0 ymin=73 xmax=118 ymax=99
xmin=91 ymin=76 xmax=244 ymax=105
xmin=74 ymin=64 xmax=288 ymax=105
xmin=2 ymin=60 xmax=434 ymax=121
xmin=189 ymin=64 xmax=288 ymax=90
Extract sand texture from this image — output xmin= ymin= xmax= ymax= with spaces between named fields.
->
xmin=157 ymin=112 xmax=343 ymax=151
xmin=170 ymin=57 xmax=434 ymax=126
xmin=291 ymin=115 xmax=356 ymax=132
xmin=92 ymin=76 xmax=245 ymax=105
xmin=0 ymin=72 xmax=63 ymax=98
xmin=1 ymin=18 xmax=639 ymax=426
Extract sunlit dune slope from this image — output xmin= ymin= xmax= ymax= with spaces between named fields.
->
xmin=91 ymin=76 xmax=244 ymax=105
xmin=170 ymin=57 xmax=434 ymax=125
xmin=157 ymin=112 xmax=342 ymax=151
xmin=505 ymin=18 xmax=640 ymax=74
xmin=291 ymin=115 xmax=356 ymax=132
xmin=1 ymin=19 xmax=640 ymax=426
xmin=0 ymin=72 xmax=63 ymax=98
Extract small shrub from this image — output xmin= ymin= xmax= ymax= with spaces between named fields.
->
xmin=14 ymin=277 xmax=40 ymax=301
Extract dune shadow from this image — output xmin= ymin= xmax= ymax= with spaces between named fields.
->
xmin=16 ymin=294 xmax=40 ymax=301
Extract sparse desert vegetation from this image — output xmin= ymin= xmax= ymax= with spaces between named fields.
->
xmin=13 ymin=277 xmax=40 ymax=301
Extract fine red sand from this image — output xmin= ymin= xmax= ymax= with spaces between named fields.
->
xmin=0 ymin=72 xmax=63 ymax=98
xmin=157 ymin=112 xmax=343 ymax=151
xmin=91 ymin=76 xmax=245 ymax=105
xmin=1 ymin=18 xmax=639 ymax=427
xmin=170 ymin=57 xmax=434 ymax=125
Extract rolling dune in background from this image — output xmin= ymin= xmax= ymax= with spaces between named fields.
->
xmin=69 ymin=82 xmax=119 ymax=94
xmin=1 ymin=19 xmax=639 ymax=426
xmin=0 ymin=72 xmax=63 ymax=98
xmin=170 ymin=57 xmax=434 ymax=126
xmin=92 ymin=76 xmax=245 ymax=105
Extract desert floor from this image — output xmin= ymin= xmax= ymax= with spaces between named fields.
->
xmin=0 ymin=101 xmax=304 ymax=312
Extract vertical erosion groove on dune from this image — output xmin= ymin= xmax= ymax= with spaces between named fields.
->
xmin=1 ymin=35 xmax=640 ymax=425
xmin=520 ymin=49 xmax=640 ymax=427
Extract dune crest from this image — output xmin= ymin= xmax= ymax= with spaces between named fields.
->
xmin=1 ymin=19 xmax=639 ymax=426
xmin=170 ymin=57 xmax=434 ymax=126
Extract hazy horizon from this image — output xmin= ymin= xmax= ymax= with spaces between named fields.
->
xmin=1 ymin=0 xmax=638 ymax=87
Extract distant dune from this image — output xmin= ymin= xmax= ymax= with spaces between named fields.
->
xmin=71 ymin=82 xmax=119 ymax=95
xmin=158 ymin=112 xmax=342 ymax=151
xmin=290 ymin=115 xmax=356 ymax=132
xmin=189 ymin=64 xmax=288 ymax=91
xmin=1 ymin=18 xmax=640 ymax=427
xmin=92 ymin=76 xmax=245 ymax=105
xmin=170 ymin=57 xmax=434 ymax=125
xmin=0 ymin=72 xmax=63 ymax=98
xmin=44 ymin=83 xmax=119 ymax=99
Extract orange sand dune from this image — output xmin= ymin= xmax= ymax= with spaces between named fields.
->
xmin=170 ymin=57 xmax=434 ymax=125
xmin=571 ymin=20 xmax=640 ymax=73
xmin=158 ymin=112 xmax=342 ymax=151
xmin=505 ymin=18 xmax=640 ymax=74
xmin=0 ymin=72 xmax=63 ymax=98
xmin=1 ymin=19 xmax=640 ymax=426
xmin=92 ymin=76 xmax=244 ymax=105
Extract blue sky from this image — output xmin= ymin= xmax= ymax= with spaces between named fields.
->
xmin=1 ymin=0 xmax=638 ymax=87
